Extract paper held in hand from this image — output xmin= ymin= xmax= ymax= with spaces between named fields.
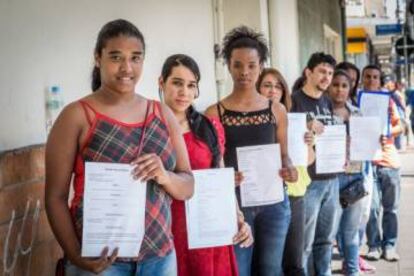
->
xmin=288 ymin=113 xmax=308 ymax=167
xmin=82 ymin=162 xmax=147 ymax=258
xmin=358 ymin=91 xmax=390 ymax=134
xmin=350 ymin=116 xmax=382 ymax=161
xmin=316 ymin=125 xmax=347 ymax=174
xmin=185 ymin=168 xmax=238 ymax=249
xmin=237 ymin=144 xmax=284 ymax=207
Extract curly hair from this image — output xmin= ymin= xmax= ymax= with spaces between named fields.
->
xmin=221 ymin=25 xmax=269 ymax=64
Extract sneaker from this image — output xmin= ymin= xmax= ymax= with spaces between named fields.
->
xmin=383 ymin=247 xmax=400 ymax=262
xmin=366 ymin=248 xmax=381 ymax=261
xmin=359 ymin=256 xmax=376 ymax=273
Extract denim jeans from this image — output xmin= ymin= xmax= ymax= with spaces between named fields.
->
xmin=234 ymin=192 xmax=291 ymax=276
xmin=303 ymin=177 xmax=340 ymax=276
xmin=366 ymin=166 xmax=401 ymax=250
xmin=336 ymin=173 xmax=364 ymax=276
xmin=359 ymin=163 xmax=374 ymax=246
xmin=65 ymin=250 xmax=177 ymax=276
xmin=283 ymin=196 xmax=306 ymax=276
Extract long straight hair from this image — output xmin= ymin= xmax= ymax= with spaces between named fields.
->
xmin=257 ymin=68 xmax=292 ymax=111
xmin=160 ymin=54 xmax=221 ymax=168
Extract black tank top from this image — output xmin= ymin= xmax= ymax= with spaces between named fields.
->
xmin=217 ymin=100 xmax=277 ymax=170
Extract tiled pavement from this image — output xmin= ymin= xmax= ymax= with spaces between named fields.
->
xmin=332 ymin=148 xmax=414 ymax=275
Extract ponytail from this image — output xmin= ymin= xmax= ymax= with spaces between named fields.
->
xmin=91 ymin=66 xmax=101 ymax=92
xmin=186 ymin=106 xmax=221 ymax=168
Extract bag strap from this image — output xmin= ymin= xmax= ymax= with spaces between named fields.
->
xmin=136 ymin=100 xmax=151 ymax=156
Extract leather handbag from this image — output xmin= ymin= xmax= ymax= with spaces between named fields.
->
xmin=339 ymin=174 xmax=368 ymax=208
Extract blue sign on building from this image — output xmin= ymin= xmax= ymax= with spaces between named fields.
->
xmin=376 ymin=24 xmax=402 ymax=36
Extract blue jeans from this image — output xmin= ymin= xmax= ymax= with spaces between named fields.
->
xmin=65 ymin=250 xmax=177 ymax=276
xmin=366 ymin=166 xmax=400 ymax=250
xmin=234 ymin=192 xmax=291 ymax=276
xmin=303 ymin=177 xmax=340 ymax=276
xmin=336 ymin=174 xmax=364 ymax=276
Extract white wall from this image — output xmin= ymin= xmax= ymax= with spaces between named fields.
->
xmin=218 ymin=0 xmax=301 ymax=92
xmin=268 ymin=0 xmax=301 ymax=88
xmin=0 ymin=0 xmax=216 ymax=151
xmin=220 ymin=0 xmax=270 ymax=96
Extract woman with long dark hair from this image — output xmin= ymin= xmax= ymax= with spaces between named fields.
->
xmin=45 ymin=19 xmax=194 ymax=275
xmin=257 ymin=68 xmax=315 ymax=276
xmin=328 ymin=69 xmax=366 ymax=276
xmin=159 ymin=54 xmax=253 ymax=276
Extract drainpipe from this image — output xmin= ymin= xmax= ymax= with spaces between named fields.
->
xmin=212 ymin=0 xmax=226 ymax=100
xmin=267 ymin=0 xmax=300 ymax=87
xmin=339 ymin=0 xmax=347 ymax=61
xmin=267 ymin=0 xmax=277 ymax=67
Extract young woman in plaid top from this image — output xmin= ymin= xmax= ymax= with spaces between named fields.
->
xmin=45 ymin=19 xmax=194 ymax=275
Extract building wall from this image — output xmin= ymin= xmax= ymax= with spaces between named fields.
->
xmin=268 ymin=0 xmax=301 ymax=87
xmin=219 ymin=0 xmax=269 ymax=96
xmin=0 ymin=145 xmax=61 ymax=275
xmin=0 ymin=0 xmax=216 ymax=152
xmin=297 ymin=0 xmax=343 ymax=69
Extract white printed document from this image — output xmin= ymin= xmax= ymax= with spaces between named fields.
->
xmin=288 ymin=113 xmax=308 ymax=166
xmin=237 ymin=144 xmax=284 ymax=207
xmin=316 ymin=125 xmax=346 ymax=174
xmin=350 ymin=116 xmax=382 ymax=161
xmin=358 ymin=91 xmax=390 ymax=133
xmin=82 ymin=162 xmax=147 ymax=257
xmin=185 ymin=168 xmax=238 ymax=249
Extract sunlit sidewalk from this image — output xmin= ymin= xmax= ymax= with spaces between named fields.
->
xmin=332 ymin=147 xmax=414 ymax=276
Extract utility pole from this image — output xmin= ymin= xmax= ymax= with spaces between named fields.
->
xmin=399 ymin=0 xmax=411 ymax=87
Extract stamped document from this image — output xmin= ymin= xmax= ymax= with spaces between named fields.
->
xmin=350 ymin=116 xmax=382 ymax=161
xmin=358 ymin=91 xmax=390 ymax=133
xmin=185 ymin=168 xmax=238 ymax=249
xmin=237 ymin=144 xmax=284 ymax=207
xmin=288 ymin=113 xmax=308 ymax=166
xmin=316 ymin=125 xmax=347 ymax=174
xmin=82 ymin=162 xmax=147 ymax=257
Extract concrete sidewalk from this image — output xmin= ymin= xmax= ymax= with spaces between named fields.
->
xmin=332 ymin=149 xmax=414 ymax=276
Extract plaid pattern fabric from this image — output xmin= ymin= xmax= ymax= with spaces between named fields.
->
xmin=73 ymin=101 xmax=177 ymax=261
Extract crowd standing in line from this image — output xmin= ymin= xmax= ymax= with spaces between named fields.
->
xmin=45 ymin=19 xmax=403 ymax=276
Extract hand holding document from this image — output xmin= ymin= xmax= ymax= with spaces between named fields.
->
xmin=237 ymin=144 xmax=284 ymax=207
xmin=185 ymin=168 xmax=238 ymax=249
xmin=288 ymin=113 xmax=308 ymax=166
xmin=358 ymin=91 xmax=390 ymax=133
xmin=82 ymin=162 xmax=147 ymax=258
xmin=349 ymin=116 xmax=382 ymax=161
xmin=316 ymin=125 xmax=346 ymax=174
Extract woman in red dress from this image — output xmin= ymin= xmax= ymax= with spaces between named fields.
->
xmin=158 ymin=54 xmax=253 ymax=276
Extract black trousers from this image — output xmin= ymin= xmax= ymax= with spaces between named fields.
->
xmin=283 ymin=196 xmax=306 ymax=276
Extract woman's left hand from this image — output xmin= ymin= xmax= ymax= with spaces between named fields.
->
xmin=279 ymin=166 xmax=298 ymax=182
xmin=233 ymin=218 xmax=253 ymax=248
xmin=131 ymin=153 xmax=170 ymax=185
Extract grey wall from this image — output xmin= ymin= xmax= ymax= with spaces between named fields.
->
xmin=297 ymin=0 xmax=342 ymax=69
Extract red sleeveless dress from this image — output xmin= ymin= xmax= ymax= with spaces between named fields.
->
xmin=171 ymin=117 xmax=239 ymax=276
